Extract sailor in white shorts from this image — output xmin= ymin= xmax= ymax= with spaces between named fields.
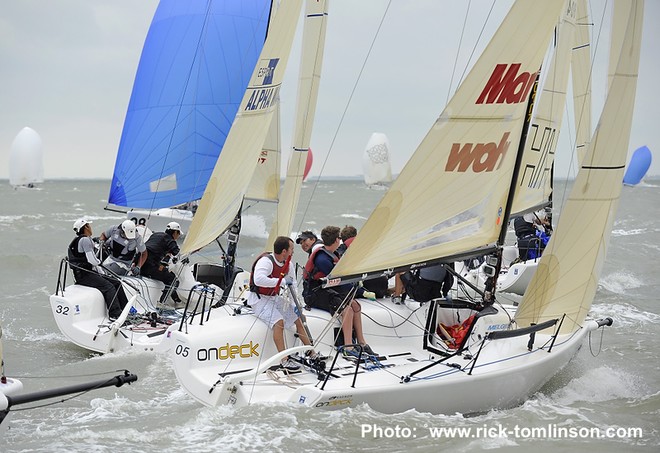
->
xmin=247 ymin=236 xmax=320 ymax=371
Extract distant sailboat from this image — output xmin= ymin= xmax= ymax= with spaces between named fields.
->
xmin=362 ymin=132 xmax=392 ymax=188
xmin=8 ymin=127 xmax=43 ymax=189
xmin=623 ymin=145 xmax=652 ymax=185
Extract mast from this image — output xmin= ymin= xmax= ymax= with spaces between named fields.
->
xmin=483 ymin=72 xmax=541 ymax=302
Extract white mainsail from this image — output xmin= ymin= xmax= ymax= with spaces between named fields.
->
xmin=572 ymin=0 xmax=593 ymax=166
xmin=9 ymin=127 xmax=44 ymax=187
xmin=182 ymin=0 xmax=304 ymax=255
xmin=267 ymin=0 xmax=329 ymax=246
xmin=516 ymin=0 xmax=643 ymax=334
xmin=362 ymin=132 xmax=393 ymax=187
xmin=330 ymin=0 xmax=565 ymax=281
xmin=509 ymin=2 xmax=578 ymax=215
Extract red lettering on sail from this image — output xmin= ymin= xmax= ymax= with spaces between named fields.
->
xmin=477 ymin=64 xmax=538 ymax=104
xmin=445 ymin=132 xmax=511 ymax=173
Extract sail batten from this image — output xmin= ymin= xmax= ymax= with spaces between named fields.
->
xmin=328 ymin=0 xmax=565 ymax=281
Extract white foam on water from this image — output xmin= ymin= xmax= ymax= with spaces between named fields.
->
xmin=611 ymin=228 xmax=646 ymax=237
xmin=340 ymin=213 xmax=367 ymax=220
xmin=240 ymin=213 xmax=268 ymax=239
xmin=590 ymin=302 xmax=660 ymax=328
xmin=598 ymin=271 xmax=643 ymax=293
xmin=550 ymin=366 xmax=647 ymax=405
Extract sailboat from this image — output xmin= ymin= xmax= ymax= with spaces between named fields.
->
xmin=169 ymin=0 xmax=640 ymax=414
xmin=8 ymin=127 xmax=44 ymax=189
xmin=623 ymin=145 xmax=652 ymax=185
xmin=362 ymin=132 xmax=393 ymax=189
xmin=106 ymin=0 xmax=272 ymax=234
xmin=48 ymin=0 xmax=276 ymax=354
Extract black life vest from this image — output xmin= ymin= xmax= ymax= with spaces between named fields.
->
xmin=514 ymin=216 xmax=537 ymax=239
xmin=68 ymin=236 xmax=93 ymax=280
xmin=249 ymin=252 xmax=289 ymax=296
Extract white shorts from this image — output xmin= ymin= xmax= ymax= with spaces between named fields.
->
xmin=250 ymin=294 xmax=300 ymax=329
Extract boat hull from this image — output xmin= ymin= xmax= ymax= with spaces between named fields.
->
xmin=169 ymin=294 xmax=599 ymax=414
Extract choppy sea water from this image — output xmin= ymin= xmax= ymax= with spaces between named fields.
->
xmin=1 ymin=179 xmax=659 ymax=452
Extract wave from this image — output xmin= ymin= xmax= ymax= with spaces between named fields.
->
xmin=590 ymin=302 xmax=660 ymax=328
xmin=598 ymin=271 xmax=644 ymax=293
xmin=340 ymin=213 xmax=367 ymax=220
xmin=550 ymin=366 xmax=648 ymax=405
xmin=611 ymin=228 xmax=646 ymax=237
xmin=240 ymin=214 xmax=268 ymax=239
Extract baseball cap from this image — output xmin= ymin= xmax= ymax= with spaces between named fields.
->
xmin=295 ymin=230 xmax=317 ymax=244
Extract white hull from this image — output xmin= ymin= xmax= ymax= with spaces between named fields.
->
xmin=49 ymin=282 xmax=178 ymax=354
xmin=170 ymin=293 xmax=606 ymax=414
xmin=0 ymin=378 xmax=23 ymax=398
xmin=49 ymin=262 xmax=225 ymax=354
xmin=455 ymin=246 xmax=539 ymax=297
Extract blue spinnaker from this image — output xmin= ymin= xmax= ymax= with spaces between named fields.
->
xmin=623 ymin=145 xmax=652 ymax=186
xmin=109 ymin=0 xmax=271 ymax=209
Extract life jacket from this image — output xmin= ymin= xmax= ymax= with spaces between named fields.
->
xmin=336 ymin=236 xmax=354 ymax=257
xmin=67 ymin=236 xmax=93 ymax=280
xmin=513 ymin=216 xmax=536 ymax=239
xmin=303 ymin=247 xmax=338 ymax=282
xmin=249 ymin=252 xmax=289 ymax=296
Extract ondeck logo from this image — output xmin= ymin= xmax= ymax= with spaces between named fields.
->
xmin=445 ymin=132 xmax=511 ymax=173
xmin=197 ymin=341 xmax=260 ymax=361
xmin=477 ymin=64 xmax=538 ymax=105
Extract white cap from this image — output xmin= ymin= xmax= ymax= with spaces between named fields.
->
xmin=166 ymin=221 xmax=182 ymax=233
xmin=73 ymin=218 xmax=92 ymax=234
xmin=121 ymin=219 xmax=137 ymax=239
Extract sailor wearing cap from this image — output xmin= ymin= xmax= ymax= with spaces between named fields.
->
xmin=295 ymin=230 xmax=323 ymax=255
xmin=99 ymin=219 xmax=148 ymax=276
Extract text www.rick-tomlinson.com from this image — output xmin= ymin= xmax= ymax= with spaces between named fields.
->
xmin=361 ymin=423 xmax=643 ymax=440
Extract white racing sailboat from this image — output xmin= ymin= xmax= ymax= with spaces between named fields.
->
xmin=169 ymin=0 xmax=641 ymax=414
xmin=362 ymin=132 xmax=393 ymax=189
xmin=8 ymin=127 xmax=44 ymax=190
xmin=48 ymin=0 xmax=276 ymax=354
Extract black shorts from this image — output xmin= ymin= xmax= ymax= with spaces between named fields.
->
xmin=305 ymin=288 xmax=348 ymax=315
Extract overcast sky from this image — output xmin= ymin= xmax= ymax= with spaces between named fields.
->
xmin=1 ymin=0 xmax=658 ymax=181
